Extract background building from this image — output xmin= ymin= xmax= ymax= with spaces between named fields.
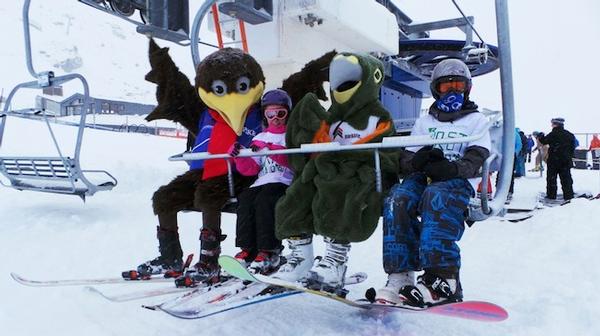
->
xmin=35 ymin=93 xmax=155 ymax=116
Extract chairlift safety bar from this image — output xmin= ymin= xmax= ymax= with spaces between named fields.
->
xmin=170 ymin=124 xmax=491 ymax=195
xmin=169 ymin=126 xmax=491 ymax=162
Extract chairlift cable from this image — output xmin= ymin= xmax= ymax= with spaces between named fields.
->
xmin=450 ymin=0 xmax=496 ymax=57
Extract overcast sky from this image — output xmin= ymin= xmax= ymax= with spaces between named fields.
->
xmin=1 ymin=1 xmax=599 ymax=135
xmin=394 ymin=0 xmax=600 ymax=134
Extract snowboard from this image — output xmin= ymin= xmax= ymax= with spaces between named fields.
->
xmin=361 ymin=300 xmax=508 ymax=322
xmin=537 ymin=191 xmax=596 ymax=207
xmin=218 ymin=255 xmax=509 ymax=322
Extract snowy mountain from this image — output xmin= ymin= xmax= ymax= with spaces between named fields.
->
xmin=0 ymin=1 xmax=206 ymax=109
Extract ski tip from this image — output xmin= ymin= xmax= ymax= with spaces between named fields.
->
xmin=217 ymin=255 xmax=258 ymax=282
xmin=10 ymin=272 xmax=30 ymax=286
xmin=353 ymin=272 xmax=368 ymax=281
xmin=83 ymin=286 xmax=109 ymax=300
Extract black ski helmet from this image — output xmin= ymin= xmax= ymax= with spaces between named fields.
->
xmin=430 ymin=59 xmax=473 ymax=101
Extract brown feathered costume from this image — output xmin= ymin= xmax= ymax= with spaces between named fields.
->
xmin=137 ymin=38 xmax=335 ymax=283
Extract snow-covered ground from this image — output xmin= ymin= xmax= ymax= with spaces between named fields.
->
xmin=2 ymin=1 xmax=600 ymax=335
xmin=1 ymin=117 xmax=600 ymax=336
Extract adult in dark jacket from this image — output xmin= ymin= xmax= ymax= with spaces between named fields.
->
xmin=540 ymin=118 xmax=575 ymax=200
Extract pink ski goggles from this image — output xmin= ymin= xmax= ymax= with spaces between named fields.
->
xmin=264 ymin=107 xmax=288 ymax=120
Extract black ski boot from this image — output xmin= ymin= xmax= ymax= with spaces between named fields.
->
xmin=416 ymin=269 xmax=463 ymax=307
xmin=128 ymin=227 xmax=184 ymax=279
xmin=175 ymin=228 xmax=226 ymax=287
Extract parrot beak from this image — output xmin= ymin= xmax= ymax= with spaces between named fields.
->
xmin=330 ymin=54 xmax=363 ymax=104
xmin=198 ymin=82 xmax=264 ymax=135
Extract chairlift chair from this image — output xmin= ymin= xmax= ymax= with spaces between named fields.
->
xmin=0 ymin=0 xmax=117 ymax=200
xmin=179 ymin=0 xmax=516 ymax=222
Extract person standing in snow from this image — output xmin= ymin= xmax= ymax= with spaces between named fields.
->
xmin=526 ymin=134 xmax=535 ymax=163
xmin=589 ymin=134 xmax=600 ymax=151
xmin=515 ymin=129 xmax=527 ymax=177
xmin=228 ymin=89 xmax=294 ymax=274
xmin=375 ymin=59 xmax=491 ymax=307
xmin=503 ymin=128 xmax=522 ymax=201
xmin=531 ymin=131 xmax=548 ymax=172
xmin=539 ymin=118 xmax=576 ymax=200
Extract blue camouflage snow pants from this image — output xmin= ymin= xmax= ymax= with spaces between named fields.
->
xmin=382 ymin=173 xmax=474 ymax=273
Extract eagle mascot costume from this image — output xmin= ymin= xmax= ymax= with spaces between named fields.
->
xmin=135 ymin=38 xmax=335 ymax=285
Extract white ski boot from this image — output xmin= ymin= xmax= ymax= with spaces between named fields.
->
xmin=375 ymin=271 xmax=424 ymax=306
xmin=306 ymin=238 xmax=350 ymax=291
xmin=271 ymin=236 xmax=313 ymax=282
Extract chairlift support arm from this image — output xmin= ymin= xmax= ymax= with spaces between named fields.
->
xmin=191 ymin=0 xmax=219 ymax=67
xmin=0 ymin=0 xmax=117 ymax=199
xmin=488 ymin=0 xmax=515 ymax=216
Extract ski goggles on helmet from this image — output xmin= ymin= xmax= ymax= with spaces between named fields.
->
xmin=264 ymin=107 xmax=288 ymax=120
xmin=433 ymin=76 xmax=470 ymax=95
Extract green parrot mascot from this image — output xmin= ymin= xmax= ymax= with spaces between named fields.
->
xmin=273 ymin=53 xmax=399 ymax=288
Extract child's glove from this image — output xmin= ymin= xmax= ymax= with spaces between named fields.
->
xmin=227 ymin=143 xmax=242 ymax=157
xmin=411 ymin=146 xmax=433 ymax=171
xmin=423 ymin=157 xmax=459 ymax=182
xmin=411 ymin=146 xmax=446 ymax=171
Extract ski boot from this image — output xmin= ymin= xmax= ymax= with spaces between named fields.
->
xmin=125 ymin=227 xmax=184 ymax=280
xmin=234 ymin=248 xmax=255 ymax=268
xmin=374 ymin=272 xmax=424 ymax=307
xmin=175 ymin=228 xmax=225 ymax=288
xmin=271 ymin=236 xmax=313 ymax=282
xmin=305 ymin=237 xmax=350 ymax=297
xmin=249 ymin=249 xmax=282 ymax=275
xmin=416 ymin=269 xmax=463 ymax=306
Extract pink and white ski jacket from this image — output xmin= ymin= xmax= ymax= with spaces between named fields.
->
xmin=233 ymin=125 xmax=294 ymax=188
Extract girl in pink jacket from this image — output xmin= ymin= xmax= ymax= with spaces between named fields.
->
xmin=228 ymin=89 xmax=294 ymax=274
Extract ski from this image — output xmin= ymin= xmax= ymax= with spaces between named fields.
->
xmin=87 ymin=275 xmax=240 ymax=303
xmin=150 ymin=262 xmax=367 ymax=319
xmin=143 ymin=278 xmax=260 ymax=314
xmin=10 ymin=272 xmax=174 ymax=287
xmin=153 ymin=285 xmax=302 ymax=320
xmin=152 ymin=274 xmax=367 ymax=320
xmin=85 ymin=285 xmax=192 ymax=302
xmin=496 ymin=191 xmax=599 ymax=223
xmin=499 ymin=210 xmax=534 ymax=222
xmin=218 ymin=255 xmax=366 ymax=307
xmin=218 ymin=256 xmax=508 ymax=322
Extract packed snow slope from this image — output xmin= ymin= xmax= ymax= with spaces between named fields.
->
xmin=1 ymin=117 xmax=599 ymax=336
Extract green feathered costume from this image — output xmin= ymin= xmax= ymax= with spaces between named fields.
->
xmin=276 ymin=53 xmax=399 ymax=243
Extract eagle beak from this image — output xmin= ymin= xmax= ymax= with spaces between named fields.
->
xmin=198 ymin=82 xmax=265 ymax=135
xmin=330 ymin=54 xmax=363 ymax=104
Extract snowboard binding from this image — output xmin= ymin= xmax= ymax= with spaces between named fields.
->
xmin=304 ymin=277 xmax=349 ymax=298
